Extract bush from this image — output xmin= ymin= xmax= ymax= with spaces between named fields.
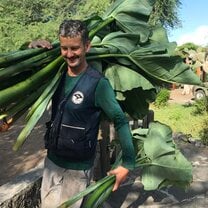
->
xmin=154 ymin=88 xmax=170 ymax=108
xmin=199 ymin=116 xmax=208 ymax=145
xmin=192 ymin=96 xmax=208 ymax=115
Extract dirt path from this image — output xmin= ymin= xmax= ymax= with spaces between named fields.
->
xmin=0 ymin=88 xmax=195 ymax=186
xmin=169 ymin=88 xmax=194 ymax=104
xmin=0 ymin=110 xmax=50 ymax=185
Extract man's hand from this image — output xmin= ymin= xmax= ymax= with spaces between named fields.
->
xmin=108 ymin=166 xmax=129 ymax=192
xmin=28 ymin=39 xmax=53 ymax=49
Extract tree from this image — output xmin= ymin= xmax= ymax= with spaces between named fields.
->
xmin=149 ymin=0 xmax=182 ymax=29
xmin=0 ymin=0 xmax=113 ymax=52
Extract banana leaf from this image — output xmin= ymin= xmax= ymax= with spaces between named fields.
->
xmin=0 ymin=56 xmax=63 ymax=108
xmin=102 ymin=0 xmax=154 ymax=42
xmin=0 ymin=83 xmax=46 ymax=120
xmin=0 ymin=47 xmax=60 ymax=82
xmin=13 ymin=64 xmax=64 ymax=151
xmin=132 ymin=122 xmax=193 ymax=191
xmin=0 ymin=42 xmax=59 ymax=68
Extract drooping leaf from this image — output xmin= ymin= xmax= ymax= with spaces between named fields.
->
xmin=12 ymin=67 xmax=62 ymax=151
xmin=103 ymin=0 xmax=155 ymax=42
xmin=143 ymin=122 xmax=176 ymax=159
xmin=132 ymin=122 xmax=193 ymax=191
xmin=96 ymin=32 xmax=142 ymax=54
xmin=141 ymin=150 xmax=193 ymax=190
xmin=105 ymin=64 xmax=154 ymax=94
xmin=104 ymin=64 xmax=156 ymax=119
xmin=129 ymin=49 xmax=202 ymax=85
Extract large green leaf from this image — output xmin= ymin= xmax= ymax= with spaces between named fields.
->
xmin=88 ymin=27 xmax=202 ymax=87
xmin=142 ymin=150 xmax=193 ymax=190
xmin=129 ymin=49 xmax=202 ymax=85
xmin=143 ymin=122 xmax=175 ymax=159
xmin=103 ymin=0 xmax=154 ymax=42
xmin=149 ymin=25 xmax=170 ymax=45
xmin=95 ymin=32 xmax=142 ymax=54
xmin=132 ymin=122 xmax=193 ymax=191
xmin=105 ymin=64 xmax=154 ymax=94
xmin=105 ymin=64 xmax=156 ymax=119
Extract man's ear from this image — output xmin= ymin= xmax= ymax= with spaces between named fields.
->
xmin=85 ymin=41 xmax=91 ymax=52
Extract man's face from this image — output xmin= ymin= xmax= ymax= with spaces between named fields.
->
xmin=59 ymin=35 xmax=90 ymax=71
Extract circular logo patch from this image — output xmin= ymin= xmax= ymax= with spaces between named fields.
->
xmin=71 ymin=91 xmax=84 ymax=104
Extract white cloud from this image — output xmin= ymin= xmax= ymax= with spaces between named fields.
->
xmin=177 ymin=25 xmax=208 ymax=46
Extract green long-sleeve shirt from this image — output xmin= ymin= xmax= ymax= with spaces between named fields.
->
xmin=48 ymin=70 xmax=135 ymax=170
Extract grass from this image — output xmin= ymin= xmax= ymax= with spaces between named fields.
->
xmin=150 ymin=103 xmax=208 ymax=138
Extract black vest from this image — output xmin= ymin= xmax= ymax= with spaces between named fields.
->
xmin=45 ymin=67 xmax=103 ymax=161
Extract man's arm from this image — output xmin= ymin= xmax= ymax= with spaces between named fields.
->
xmin=95 ymin=78 xmax=135 ymax=191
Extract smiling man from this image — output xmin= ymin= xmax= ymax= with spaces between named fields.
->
xmin=30 ymin=19 xmax=135 ymax=208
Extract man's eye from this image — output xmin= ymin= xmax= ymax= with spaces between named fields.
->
xmin=62 ymin=47 xmax=68 ymax=50
xmin=72 ymin=47 xmax=79 ymax=51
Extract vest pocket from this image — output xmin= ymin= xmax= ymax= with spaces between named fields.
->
xmin=59 ymin=124 xmax=86 ymax=144
xmin=56 ymin=123 xmax=95 ymax=161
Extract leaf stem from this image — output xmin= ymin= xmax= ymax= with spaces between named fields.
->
xmin=89 ymin=17 xmax=114 ymax=39
xmin=87 ymin=53 xmax=127 ymax=60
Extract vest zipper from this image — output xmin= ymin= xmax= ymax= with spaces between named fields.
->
xmin=61 ymin=124 xmax=85 ymax=130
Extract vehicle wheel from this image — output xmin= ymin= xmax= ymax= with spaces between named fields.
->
xmin=194 ymin=89 xmax=205 ymax=100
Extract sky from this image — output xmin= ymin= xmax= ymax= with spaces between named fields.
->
xmin=168 ymin=0 xmax=208 ymax=46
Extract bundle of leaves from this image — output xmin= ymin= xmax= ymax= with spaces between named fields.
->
xmin=0 ymin=0 xmax=202 ymax=149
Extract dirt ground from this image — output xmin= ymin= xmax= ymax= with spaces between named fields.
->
xmin=0 ymin=88 xmax=194 ymax=186
xmin=169 ymin=88 xmax=194 ymax=104
xmin=0 ymin=110 xmax=50 ymax=185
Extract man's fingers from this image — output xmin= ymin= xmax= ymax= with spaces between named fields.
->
xmin=112 ymin=181 xmax=119 ymax=192
xmin=108 ymin=166 xmax=129 ymax=192
xmin=28 ymin=40 xmax=52 ymax=49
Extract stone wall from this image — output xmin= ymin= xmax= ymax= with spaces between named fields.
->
xmin=0 ymin=162 xmax=43 ymax=208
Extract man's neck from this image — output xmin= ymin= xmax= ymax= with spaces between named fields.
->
xmin=67 ymin=63 xmax=88 ymax=77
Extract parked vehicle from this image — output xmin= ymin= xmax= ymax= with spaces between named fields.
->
xmin=192 ymin=82 xmax=208 ymax=100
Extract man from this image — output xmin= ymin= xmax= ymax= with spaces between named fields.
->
xmin=30 ymin=19 xmax=135 ymax=208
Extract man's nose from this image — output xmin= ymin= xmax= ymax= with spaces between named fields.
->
xmin=66 ymin=49 xmax=74 ymax=57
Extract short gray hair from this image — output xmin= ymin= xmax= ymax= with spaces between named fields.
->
xmin=59 ymin=19 xmax=89 ymax=44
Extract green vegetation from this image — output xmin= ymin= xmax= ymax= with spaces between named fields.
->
xmin=151 ymin=103 xmax=208 ymax=138
xmin=148 ymin=0 xmax=182 ymax=29
xmin=0 ymin=0 xmax=114 ymax=52
xmin=199 ymin=116 xmax=208 ymax=145
xmin=154 ymin=88 xmax=170 ymax=107
xmin=0 ymin=0 xmax=183 ymax=52
xmin=192 ymin=96 xmax=208 ymax=115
